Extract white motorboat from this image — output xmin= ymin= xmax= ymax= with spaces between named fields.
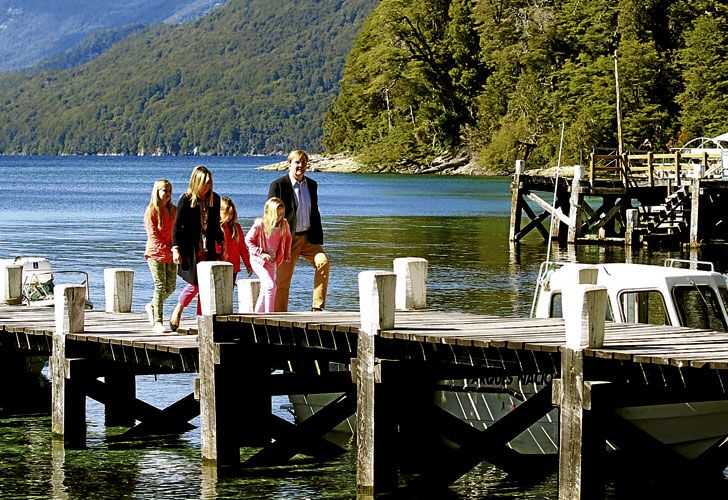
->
xmin=3 ymin=256 xmax=93 ymax=309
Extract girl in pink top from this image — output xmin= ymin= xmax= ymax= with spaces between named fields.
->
xmin=144 ymin=179 xmax=177 ymax=333
xmin=220 ymin=197 xmax=252 ymax=280
xmin=245 ymin=197 xmax=292 ymax=312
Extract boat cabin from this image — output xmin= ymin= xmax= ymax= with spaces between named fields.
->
xmin=531 ymin=259 xmax=728 ymax=331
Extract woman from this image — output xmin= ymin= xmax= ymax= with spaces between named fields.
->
xmin=170 ymin=165 xmax=224 ymax=330
xmin=144 ymin=179 xmax=176 ymax=334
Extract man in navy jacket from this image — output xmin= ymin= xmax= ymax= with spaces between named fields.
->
xmin=268 ymin=150 xmax=329 ymax=311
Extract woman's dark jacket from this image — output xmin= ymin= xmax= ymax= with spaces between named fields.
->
xmin=172 ymin=191 xmax=224 ymax=285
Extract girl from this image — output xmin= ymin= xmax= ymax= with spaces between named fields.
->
xmin=170 ymin=165 xmax=224 ymax=330
xmin=245 ymin=197 xmax=292 ymax=313
xmin=220 ymin=196 xmax=253 ymax=281
xmin=144 ymin=179 xmax=177 ymax=334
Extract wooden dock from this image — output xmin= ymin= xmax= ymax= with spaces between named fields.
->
xmin=3 ymin=262 xmax=728 ymax=498
xmin=509 ymin=151 xmax=728 ymax=247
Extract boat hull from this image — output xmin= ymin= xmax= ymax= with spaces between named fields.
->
xmin=289 ymin=386 xmax=728 ymax=461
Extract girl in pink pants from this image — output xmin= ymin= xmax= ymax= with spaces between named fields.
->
xmin=245 ymin=197 xmax=291 ymax=312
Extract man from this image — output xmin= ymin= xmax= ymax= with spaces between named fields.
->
xmin=268 ymin=150 xmax=330 ymax=311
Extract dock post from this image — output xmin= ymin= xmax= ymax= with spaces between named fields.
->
xmin=625 ymin=208 xmax=638 ymax=248
xmin=357 ymin=270 xmax=396 ymax=498
xmin=689 ymin=179 xmax=701 ymax=248
xmin=557 ymin=271 xmax=607 ymax=499
xmin=103 ymin=268 xmax=134 ymax=313
xmin=236 ymin=278 xmax=260 ymax=313
xmin=567 ymin=165 xmax=584 ymax=244
xmin=51 ymin=284 xmax=87 ymax=448
xmin=0 ymin=262 xmax=23 ymax=305
xmin=508 ymin=160 xmax=525 ymax=242
xmin=197 ymin=261 xmax=242 ymax=467
xmin=393 ymin=257 xmax=427 ymax=310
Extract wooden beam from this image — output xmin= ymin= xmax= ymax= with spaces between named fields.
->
xmin=525 ymin=192 xmax=570 ymax=226
xmin=410 ymin=384 xmax=555 ymax=490
xmin=587 ymin=200 xmax=622 ymax=232
xmin=244 ymin=391 xmax=354 ymax=466
xmin=514 ymin=210 xmax=550 ymax=241
xmin=81 ymin=377 xmax=197 ymax=437
xmin=108 ymin=393 xmax=199 ymax=440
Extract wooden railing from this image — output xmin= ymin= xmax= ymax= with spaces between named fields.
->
xmin=588 ymin=151 xmax=723 ymax=186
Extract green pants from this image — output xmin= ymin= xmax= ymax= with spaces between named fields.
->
xmin=147 ymin=259 xmax=177 ymax=323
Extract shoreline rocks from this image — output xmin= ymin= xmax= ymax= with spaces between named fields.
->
xmin=257 ymin=152 xmax=363 ymax=173
xmin=257 ymin=152 xmax=489 ymax=176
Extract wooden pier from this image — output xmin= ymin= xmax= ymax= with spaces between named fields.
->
xmin=3 ymin=261 xmax=728 ymax=497
xmin=509 ymin=151 xmax=728 ymax=247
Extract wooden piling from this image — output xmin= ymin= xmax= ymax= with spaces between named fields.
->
xmin=567 ymin=165 xmax=584 ymax=244
xmin=236 ymin=278 xmax=260 ymax=313
xmin=103 ymin=268 xmax=133 ymax=313
xmin=0 ymin=263 xmax=22 ymax=305
xmin=198 ymin=261 xmax=241 ymax=467
xmin=356 ymin=270 xmax=396 ymax=498
xmin=625 ymin=208 xmax=638 ymax=248
xmin=689 ymin=180 xmax=700 ymax=248
xmin=51 ymin=284 xmax=86 ymax=447
xmin=508 ymin=160 xmax=525 ymax=242
xmin=198 ymin=261 xmax=233 ymax=316
xmin=393 ymin=257 xmax=427 ymax=310
xmin=556 ymin=274 xmax=608 ymax=499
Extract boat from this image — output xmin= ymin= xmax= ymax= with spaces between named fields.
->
xmin=670 ymin=132 xmax=728 ymax=178
xmin=288 ymin=258 xmax=728 ymax=462
xmin=3 ymin=256 xmax=93 ymax=309
xmin=442 ymin=258 xmax=728 ymax=460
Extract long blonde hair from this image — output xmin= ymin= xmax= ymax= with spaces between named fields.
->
xmin=145 ymin=179 xmax=174 ymax=230
xmin=220 ymin=197 xmax=240 ymax=241
xmin=186 ymin=165 xmax=213 ymax=208
xmin=263 ymin=197 xmax=285 ymax=237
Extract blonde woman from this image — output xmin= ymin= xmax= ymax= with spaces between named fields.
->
xmin=245 ymin=197 xmax=292 ymax=312
xmin=144 ymin=179 xmax=177 ymax=333
xmin=170 ymin=165 xmax=224 ymax=330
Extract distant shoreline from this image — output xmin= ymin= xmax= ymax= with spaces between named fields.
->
xmin=256 ymin=153 xmax=363 ymax=173
xmin=257 ymin=152 xmax=489 ymax=176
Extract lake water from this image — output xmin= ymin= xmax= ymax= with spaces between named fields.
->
xmin=0 ymin=155 xmax=725 ymax=498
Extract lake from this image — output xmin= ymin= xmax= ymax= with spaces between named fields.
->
xmin=0 ymin=155 xmax=725 ymax=498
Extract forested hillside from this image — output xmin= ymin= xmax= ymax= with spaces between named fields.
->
xmin=0 ymin=0 xmax=377 ymax=155
xmin=323 ymin=0 xmax=728 ymax=173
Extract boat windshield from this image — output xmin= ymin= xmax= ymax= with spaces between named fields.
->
xmin=548 ymin=292 xmax=614 ymax=321
xmin=673 ymin=285 xmax=727 ymax=332
xmin=619 ymin=290 xmax=669 ymax=326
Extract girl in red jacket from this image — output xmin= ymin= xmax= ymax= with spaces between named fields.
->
xmin=220 ymin=197 xmax=252 ymax=281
